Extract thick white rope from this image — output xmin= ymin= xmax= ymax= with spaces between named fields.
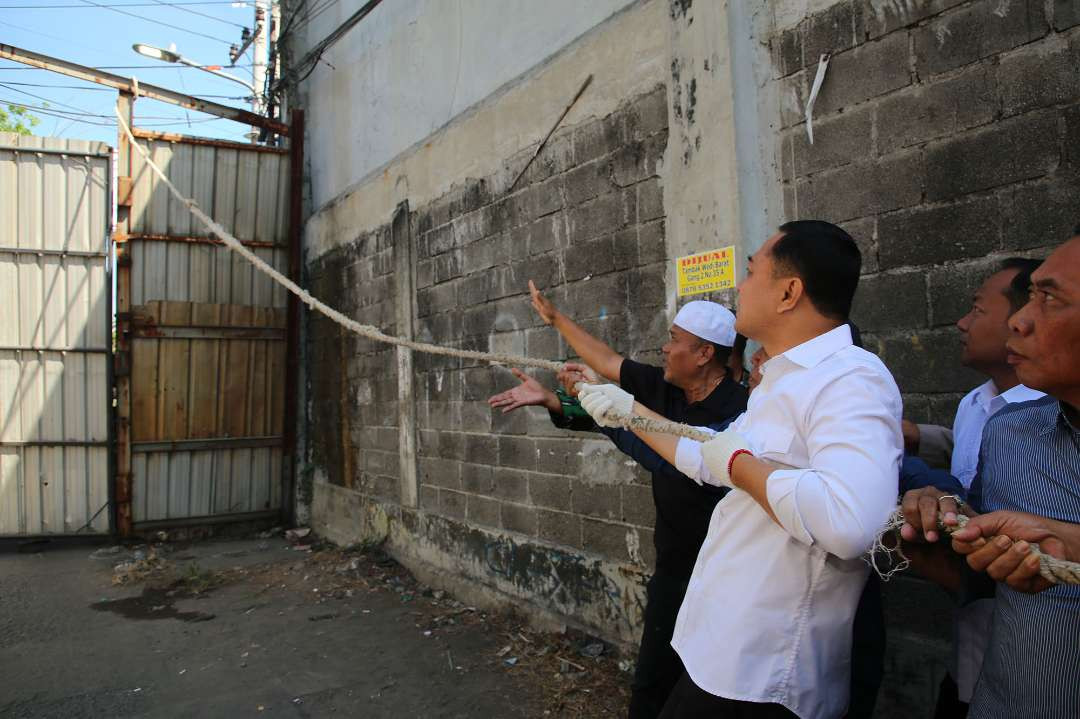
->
xmin=115 ymin=109 xmax=712 ymax=443
xmin=870 ymin=508 xmax=1080 ymax=586
xmin=117 ymin=108 xmax=1080 ymax=584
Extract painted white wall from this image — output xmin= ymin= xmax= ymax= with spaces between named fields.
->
xmin=290 ymin=0 xmax=637 ymax=210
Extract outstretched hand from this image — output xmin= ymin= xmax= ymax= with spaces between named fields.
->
xmin=487 ymin=368 xmax=558 ymax=414
xmin=529 ymin=280 xmax=559 ymax=326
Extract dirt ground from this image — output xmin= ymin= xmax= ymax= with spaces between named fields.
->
xmin=0 ymin=532 xmax=631 ymax=718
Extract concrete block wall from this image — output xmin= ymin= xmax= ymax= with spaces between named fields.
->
xmin=775 ymin=0 xmax=1080 ymax=426
xmin=303 ymin=86 xmax=671 ymax=641
xmin=409 ymin=85 xmax=669 ymax=561
xmin=769 ymin=1 xmax=1080 ymax=715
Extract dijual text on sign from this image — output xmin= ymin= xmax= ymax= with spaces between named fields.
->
xmin=676 ymin=246 xmax=736 ymax=296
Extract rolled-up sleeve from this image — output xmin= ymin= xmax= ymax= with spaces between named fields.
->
xmin=674 ymin=429 xmax=719 ymax=485
xmin=766 ymin=371 xmax=902 ymax=560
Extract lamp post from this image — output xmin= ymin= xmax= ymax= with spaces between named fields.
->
xmin=132 ymin=43 xmax=262 ymax=141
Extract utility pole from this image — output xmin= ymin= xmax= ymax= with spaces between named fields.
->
xmin=270 ymin=0 xmax=282 ymax=121
xmin=250 ymin=1 xmax=268 ymax=141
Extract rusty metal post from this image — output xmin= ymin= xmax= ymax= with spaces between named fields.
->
xmin=283 ymin=108 xmax=304 ymax=524
xmin=114 ymin=90 xmax=135 ymax=537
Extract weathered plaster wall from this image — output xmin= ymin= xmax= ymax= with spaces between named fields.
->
xmin=293 ymin=0 xmax=755 ymax=645
xmin=292 ymin=0 xmax=655 ymax=240
xmin=303 ymin=82 xmax=671 ymax=643
xmin=662 ymin=0 xmax=746 ymax=310
xmin=289 ymin=0 xmax=642 ymax=209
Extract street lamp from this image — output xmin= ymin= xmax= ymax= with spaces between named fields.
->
xmin=132 ymin=43 xmax=257 ymax=97
xmin=133 ymin=42 xmax=263 ymax=142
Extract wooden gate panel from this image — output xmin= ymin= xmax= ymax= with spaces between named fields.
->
xmin=128 ymin=300 xmax=286 ymax=525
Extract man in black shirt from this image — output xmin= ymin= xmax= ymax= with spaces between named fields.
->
xmin=488 ymin=281 xmax=748 ymax=719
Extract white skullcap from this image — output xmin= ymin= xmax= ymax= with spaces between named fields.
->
xmin=672 ymin=300 xmax=737 ymax=347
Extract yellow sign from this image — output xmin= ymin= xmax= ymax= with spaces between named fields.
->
xmin=676 ymin=246 xmax=736 ymax=296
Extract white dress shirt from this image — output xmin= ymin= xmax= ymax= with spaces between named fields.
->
xmin=950 ymin=380 xmax=1045 ymax=488
xmin=669 ymin=324 xmax=903 ymax=719
xmin=949 ymin=379 xmax=1044 ymax=703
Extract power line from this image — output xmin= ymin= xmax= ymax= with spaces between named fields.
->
xmin=147 ymin=0 xmax=248 ymax=29
xmin=1 ymin=97 xmax=240 ymax=122
xmin=286 ymin=0 xmax=339 ymax=37
xmin=0 ymin=63 xmax=255 ymax=70
xmin=138 ymin=116 xmax=229 ymax=126
xmin=0 ymin=80 xmax=113 ymax=91
xmin=0 ymin=1 xmax=243 ymax=7
xmin=0 ymin=81 xmax=98 ymax=113
xmin=0 ymin=16 xmax=115 ymax=56
xmin=1 ymin=80 xmax=250 ymax=100
xmin=283 ymin=0 xmax=382 ymax=88
xmin=0 ymin=102 xmax=228 ymax=129
xmin=76 ymin=0 xmax=235 ymax=45
xmin=279 ymin=0 xmax=338 ymax=42
xmin=0 ymin=99 xmax=115 ymax=125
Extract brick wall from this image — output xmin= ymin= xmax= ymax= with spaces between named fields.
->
xmin=775 ymin=0 xmax=1080 ymax=426
xmin=303 ymin=86 xmax=670 ymax=638
xmin=771 ymin=1 xmax=1080 ymax=715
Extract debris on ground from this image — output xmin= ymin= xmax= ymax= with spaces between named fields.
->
xmin=112 ymin=546 xmax=169 ymax=585
xmin=254 ymin=536 xmax=632 ymax=716
xmin=284 ymin=528 xmax=311 ymax=543
xmin=580 ymin=641 xmax=606 ymax=658
xmin=96 ymin=530 xmax=632 ymax=717
xmin=89 ymin=545 xmax=124 ymax=560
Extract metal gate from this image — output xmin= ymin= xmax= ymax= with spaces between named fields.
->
xmin=0 ymin=133 xmax=113 ymax=536
xmin=116 ymin=127 xmax=291 ymax=532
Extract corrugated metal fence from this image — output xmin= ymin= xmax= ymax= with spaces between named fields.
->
xmin=121 ymin=130 xmax=290 ymax=528
xmin=0 ymin=133 xmax=113 ymax=536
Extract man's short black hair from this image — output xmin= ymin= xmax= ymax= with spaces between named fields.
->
xmin=998 ymin=257 xmax=1043 ymax=313
xmin=695 ymin=338 xmax=733 ymax=368
xmin=1073 ymin=223 xmax=1080 ymax=236
xmin=772 ymin=220 xmax=862 ymax=321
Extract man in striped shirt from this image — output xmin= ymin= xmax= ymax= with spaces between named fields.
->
xmin=902 ymin=229 xmax=1080 ymax=718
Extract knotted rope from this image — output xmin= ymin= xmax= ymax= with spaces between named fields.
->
xmin=869 ymin=509 xmax=1080 ymax=586
xmin=117 ymin=107 xmax=1080 ymax=584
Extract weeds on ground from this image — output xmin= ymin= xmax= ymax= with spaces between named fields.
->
xmin=178 ymin=562 xmax=221 ymax=595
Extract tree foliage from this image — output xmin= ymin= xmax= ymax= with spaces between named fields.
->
xmin=0 ymin=104 xmax=41 ymax=135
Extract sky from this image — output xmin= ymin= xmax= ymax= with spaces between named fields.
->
xmin=0 ymin=0 xmax=278 ymax=146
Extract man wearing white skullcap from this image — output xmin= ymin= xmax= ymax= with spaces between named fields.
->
xmin=671 ymin=300 xmax=738 ymax=347
xmin=488 ymin=282 xmax=748 ymax=719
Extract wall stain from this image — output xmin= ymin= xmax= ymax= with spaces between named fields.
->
xmin=669 ymin=0 xmax=693 ymax=22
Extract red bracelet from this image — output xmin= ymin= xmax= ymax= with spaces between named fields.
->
xmin=728 ymin=449 xmax=753 ymax=478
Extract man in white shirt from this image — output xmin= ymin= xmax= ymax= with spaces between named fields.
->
xmin=898 ymin=259 xmax=1043 ymax=716
xmin=578 ymin=221 xmax=903 ymax=718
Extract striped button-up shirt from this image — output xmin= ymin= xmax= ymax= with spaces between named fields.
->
xmin=967 ymin=396 xmax=1080 ymax=719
